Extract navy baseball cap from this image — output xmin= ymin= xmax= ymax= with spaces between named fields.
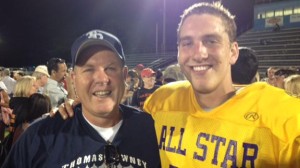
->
xmin=71 ymin=30 xmax=125 ymax=66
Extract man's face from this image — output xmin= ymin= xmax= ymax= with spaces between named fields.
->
xmin=72 ymin=46 xmax=127 ymax=119
xmin=53 ymin=63 xmax=67 ymax=83
xmin=40 ymin=75 xmax=49 ymax=87
xmin=13 ymin=72 xmax=21 ymax=81
xmin=177 ymin=14 xmax=238 ymax=95
xmin=274 ymin=75 xmax=285 ymax=88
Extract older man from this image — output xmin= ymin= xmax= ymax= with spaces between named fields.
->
xmin=2 ymin=30 xmax=160 ymax=168
xmin=32 ymin=65 xmax=50 ymax=94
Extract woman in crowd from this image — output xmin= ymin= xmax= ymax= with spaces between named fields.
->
xmin=13 ymin=93 xmax=51 ymax=143
xmin=9 ymin=76 xmax=38 ymax=130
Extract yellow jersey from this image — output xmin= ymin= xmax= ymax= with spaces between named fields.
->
xmin=144 ymin=81 xmax=300 ymax=168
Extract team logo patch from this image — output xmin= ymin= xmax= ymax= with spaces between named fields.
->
xmin=86 ymin=30 xmax=104 ymax=40
xmin=244 ymin=112 xmax=259 ymax=121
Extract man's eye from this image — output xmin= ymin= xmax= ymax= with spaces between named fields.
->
xmin=106 ymin=67 xmax=117 ymax=72
xmin=180 ymin=41 xmax=193 ymax=47
xmin=203 ymin=39 xmax=217 ymax=45
xmin=83 ymin=68 xmax=93 ymax=72
xmin=203 ymin=38 xmax=219 ymax=46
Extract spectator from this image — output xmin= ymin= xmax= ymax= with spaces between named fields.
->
xmin=134 ymin=64 xmax=145 ymax=88
xmin=162 ymin=64 xmax=186 ymax=84
xmin=2 ymin=29 xmax=161 ymax=167
xmin=44 ymin=58 xmax=68 ymax=109
xmin=12 ymin=93 xmax=51 ymax=144
xmin=0 ymin=84 xmax=10 ymax=140
xmin=31 ymin=65 xmax=50 ymax=94
xmin=265 ymin=66 xmax=278 ymax=86
xmin=131 ymin=68 xmax=160 ymax=110
xmin=122 ymin=69 xmax=139 ymax=105
xmin=231 ymin=47 xmax=258 ymax=87
xmin=273 ymin=68 xmax=297 ymax=89
xmin=273 ymin=23 xmax=280 ymax=32
xmin=134 ymin=64 xmax=144 ymax=76
xmin=12 ymin=70 xmax=25 ymax=81
xmin=9 ymin=76 xmax=38 ymax=129
xmin=155 ymin=69 xmax=163 ymax=86
xmin=1 ymin=68 xmax=16 ymax=97
xmin=284 ymin=74 xmax=300 ymax=98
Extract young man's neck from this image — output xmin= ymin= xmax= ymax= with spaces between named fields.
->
xmin=195 ymin=87 xmax=236 ymax=111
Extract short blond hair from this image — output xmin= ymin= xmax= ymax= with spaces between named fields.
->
xmin=14 ymin=76 xmax=36 ymax=97
xmin=284 ymin=74 xmax=300 ymax=98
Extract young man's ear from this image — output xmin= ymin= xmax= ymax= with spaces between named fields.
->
xmin=229 ymin=42 xmax=239 ymax=65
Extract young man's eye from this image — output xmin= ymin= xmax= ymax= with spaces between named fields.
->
xmin=203 ymin=39 xmax=218 ymax=45
xmin=180 ymin=40 xmax=193 ymax=47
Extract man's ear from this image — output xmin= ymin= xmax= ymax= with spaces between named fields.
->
xmin=229 ymin=42 xmax=239 ymax=65
xmin=51 ymin=70 xmax=56 ymax=75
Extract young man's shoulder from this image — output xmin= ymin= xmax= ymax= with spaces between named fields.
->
xmin=240 ymin=82 xmax=300 ymax=111
xmin=155 ymin=80 xmax=190 ymax=93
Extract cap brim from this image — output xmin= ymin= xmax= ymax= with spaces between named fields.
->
xmin=73 ymin=39 xmax=122 ymax=65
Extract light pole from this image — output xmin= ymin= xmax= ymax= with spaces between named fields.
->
xmin=162 ymin=0 xmax=166 ymax=54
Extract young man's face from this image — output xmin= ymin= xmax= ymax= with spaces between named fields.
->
xmin=72 ymin=46 xmax=127 ymax=121
xmin=177 ymin=14 xmax=238 ymax=95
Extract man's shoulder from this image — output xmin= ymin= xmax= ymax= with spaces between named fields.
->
xmin=120 ymin=104 xmax=155 ymax=127
xmin=45 ymin=79 xmax=57 ymax=87
xmin=27 ymin=113 xmax=74 ymax=134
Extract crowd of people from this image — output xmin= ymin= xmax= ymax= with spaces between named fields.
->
xmin=0 ymin=1 xmax=300 ymax=168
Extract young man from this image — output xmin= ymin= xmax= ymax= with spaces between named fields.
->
xmin=57 ymin=2 xmax=300 ymax=168
xmin=2 ymin=30 xmax=161 ymax=168
xmin=144 ymin=2 xmax=300 ymax=167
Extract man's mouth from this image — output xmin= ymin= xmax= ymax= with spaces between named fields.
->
xmin=93 ymin=91 xmax=111 ymax=97
xmin=193 ymin=65 xmax=211 ymax=71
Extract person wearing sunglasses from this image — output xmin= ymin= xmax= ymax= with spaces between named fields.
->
xmin=2 ymin=30 xmax=161 ymax=168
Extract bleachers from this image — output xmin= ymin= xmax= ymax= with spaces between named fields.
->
xmin=125 ymin=52 xmax=177 ymax=70
xmin=237 ymin=27 xmax=300 ymax=77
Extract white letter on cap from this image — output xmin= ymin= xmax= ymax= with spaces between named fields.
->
xmin=86 ymin=30 xmax=103 ymax=40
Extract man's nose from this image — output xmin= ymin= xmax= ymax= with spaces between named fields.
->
xmin=193 ymin=41 xmax=208 ymax=60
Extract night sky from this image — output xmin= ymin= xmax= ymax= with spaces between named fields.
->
xmin=0 ymin=0 xmax=254 ymax=67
